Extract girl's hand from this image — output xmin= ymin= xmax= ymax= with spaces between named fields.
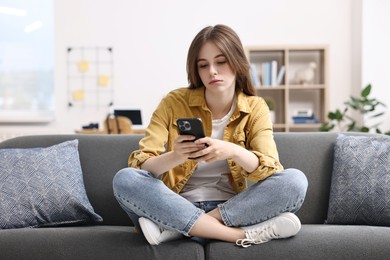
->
xmin=191 ymin=137 xmax=236 ymax=163
xmin=173 ymin=135 xmax=207 ymax=161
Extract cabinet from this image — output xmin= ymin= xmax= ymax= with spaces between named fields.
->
xmin=245 ymin=45 xmax=328 ymax=132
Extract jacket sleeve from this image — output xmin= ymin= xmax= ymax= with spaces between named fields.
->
xmin=128 ymin=98 xmax=171 ymax=169
xmin=243 ymin=97 xmax=284 ymax=182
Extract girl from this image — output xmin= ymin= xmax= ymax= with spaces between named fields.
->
xmin=113 ymin=24 xmax=308 ymax=248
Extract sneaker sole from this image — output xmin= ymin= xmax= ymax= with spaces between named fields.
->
xmin=139 ymin=217 xmax=160 ymax=245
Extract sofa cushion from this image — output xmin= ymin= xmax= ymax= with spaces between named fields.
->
xmin=0 ymin=139 xmax=102 ymax=229
xmin=206 ymin=225 xmax=390 ymax=260
xmin=0 ymin=226 xmax=206 ymax=260
xmin=326 ymin=134 xmax=390 ymax=226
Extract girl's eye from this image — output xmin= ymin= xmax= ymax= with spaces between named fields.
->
xmin=198 ymin=64 xmax=208 ymax=69
xmin=217 ymin=60 xmax=227 ymax=65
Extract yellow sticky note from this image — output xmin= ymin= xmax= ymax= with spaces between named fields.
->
xmin=72 ymin=89 xmax=85 ymax=101
xmin=78 ymin=61 xmax=89 ymax=73
xmin=98 ymin=75 xmax=109 ymax=87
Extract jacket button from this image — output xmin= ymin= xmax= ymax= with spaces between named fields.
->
xmin=231 ymin=161 xmax=236 ymax=166
xmin=238 ymin=182 xmax=243 ymax=187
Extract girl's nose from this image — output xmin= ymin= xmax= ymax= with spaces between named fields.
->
xmin=209 ymin=65 xmax=217 ymax=76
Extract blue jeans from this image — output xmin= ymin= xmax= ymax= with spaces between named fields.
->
xmin=113 ymin=168 xmax=308 ymax=237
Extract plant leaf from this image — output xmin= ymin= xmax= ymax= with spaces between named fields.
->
xmin=361 ymin=84 xmax=371 ymax=97
xmin=370 ymin=112 xmax=385 ymax=118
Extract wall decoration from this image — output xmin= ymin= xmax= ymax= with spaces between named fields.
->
xmin=67 ymin=47 xmax=114 ymax=109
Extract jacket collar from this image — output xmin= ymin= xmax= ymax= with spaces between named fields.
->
xmin=188 ymin=87 xmax=252 ymax=114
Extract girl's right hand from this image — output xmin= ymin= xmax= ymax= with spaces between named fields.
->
xmin=174 ymin=135 xmax=207 ymax=160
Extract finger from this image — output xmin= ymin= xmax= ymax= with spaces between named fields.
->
xmin=189 ymin=147 xmax=209 ymax=160
xmin=201 ymin=154 xmax=217 ymax=163
xmin=194 ymin=137 xmax=210 ymax=147
xmin=177 ymin=135 xmax=196 ymax=143
xmin=179 ymin=142 xmax=205 ymax=150
xmin=194 ymin=153 xmax=214 ymax=163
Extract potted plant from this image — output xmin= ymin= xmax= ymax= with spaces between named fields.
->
xmin=264 ymin=97 xmax=276 ymax=123
xmin=320 ymin=84 xmax=390 ymax=135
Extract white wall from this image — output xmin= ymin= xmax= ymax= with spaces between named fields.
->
xmin=362 ymin=0 xmax=390 ymax=132
xmin=2 ymin=0 xmax=362 ymax=135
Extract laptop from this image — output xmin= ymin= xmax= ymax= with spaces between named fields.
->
xmin=113 ymin=109 xmax=143 ymax=130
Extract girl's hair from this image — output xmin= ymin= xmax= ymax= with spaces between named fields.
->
xmin=186 ymin=24 xmax=256 ymax=96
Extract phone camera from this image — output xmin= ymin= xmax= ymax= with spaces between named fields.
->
xmin=179 ymin=120 xmax=191 ymax=131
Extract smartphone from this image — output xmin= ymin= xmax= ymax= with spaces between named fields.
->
xmin=176 ymin=118 xmax=206 ymax=141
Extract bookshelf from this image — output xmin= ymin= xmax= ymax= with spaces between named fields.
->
xmin=245 ymin=45 xmax=329 ymax=132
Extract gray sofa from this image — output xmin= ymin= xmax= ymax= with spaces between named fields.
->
xmin=0 ymin=132 xmax=389 ymax=260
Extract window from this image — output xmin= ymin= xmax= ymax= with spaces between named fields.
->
xmin=0 ymin=0 xmax=54 ymax=122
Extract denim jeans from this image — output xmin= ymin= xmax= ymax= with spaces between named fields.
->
xmin=113 ymin=168 xmax=308 ymax=237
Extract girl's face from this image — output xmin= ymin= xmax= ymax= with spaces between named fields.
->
xmin=196 ymin=42 xmax=236 ymax=94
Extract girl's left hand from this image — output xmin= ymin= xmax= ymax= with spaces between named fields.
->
xmin=190 ymin=137 xmax=236 ymax=163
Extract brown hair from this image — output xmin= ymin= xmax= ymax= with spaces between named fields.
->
xmin=186 ymin=24 xmax=256 ymax=96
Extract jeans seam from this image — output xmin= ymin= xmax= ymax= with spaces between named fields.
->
xmin=217 ymin=204 xmax=232 ymax=226
xmin=184 ymin=208 xmax=204 ymax=236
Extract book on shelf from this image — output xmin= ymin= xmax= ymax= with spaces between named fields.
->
xmin=271 ymin=60 xmax=277 ymax=86
xmin=250 ymin=63 xmax=261 ymax=87
xmin=261 ymin=62 xmax=271 ymax=86
xmin=292 ymin=115 xmax=320 ymax=124
xmin=292 ymin=109 xmax=319 ymax=124
xmin=292 ymin=118 xmax=320 ymax=124
xmin=276 ymin=65 xmax=285 ymax=86
xmin=258 ymin=61 xmax=284 ymax=87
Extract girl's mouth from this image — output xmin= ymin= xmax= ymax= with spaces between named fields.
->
xmin=209 ymin=79 xmax=222 ymax=84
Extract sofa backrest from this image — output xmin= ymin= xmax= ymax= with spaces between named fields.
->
xmin=0 ymin=132 xmax=343 ymax=226
xmin=274 ymin=132 xmax=338 ymax=224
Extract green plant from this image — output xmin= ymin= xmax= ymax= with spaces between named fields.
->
xmin=320 ymin=84 xmax=390 ymax=135
xmin=264 ymin=97 xmax=275 ymax=111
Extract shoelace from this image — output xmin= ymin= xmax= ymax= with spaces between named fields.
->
xmin=236 ymin=223 xmax=279 ymax=248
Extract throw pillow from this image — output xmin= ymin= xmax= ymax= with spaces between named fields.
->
xmin=326 ymin=134 xmax=390 ymax=226
xmin=0 ymin=140 xmax=103 ymax=229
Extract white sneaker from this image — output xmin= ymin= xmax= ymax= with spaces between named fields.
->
xmin=138 ymin=217 xmax=183 ymax=245
xmin=236 ymin=212 xmax=301 ymax=248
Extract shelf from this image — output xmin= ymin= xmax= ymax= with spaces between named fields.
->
xmin=246 ymin=45 xmax=328 ymax=132
xmin=272 ymin=123 xmax=322 ymax=128
xmin=288 ymin=84 xmax=326 ymax=89
xmin=257 ymin=85 xmax=326 ymax=90
xmin=256 ymin=86 xmax=286 ymax=90
xmin=289 ymin=123 xmax=322 ymax=128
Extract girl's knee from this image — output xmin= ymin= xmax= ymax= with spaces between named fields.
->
xmin=278 ymin=169 xmax=308 ymax=212
xmin=113 ymin=168 xmax=146 ymax=193
xmin=113 ymin=168 xmax=130 ymax=188
xmin=279 ymin=168 xmax=308 ymax=195
xmin=289 ymin=168 xmax=308 ymax=187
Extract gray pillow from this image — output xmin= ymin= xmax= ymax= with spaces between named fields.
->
xmin=326 ymin=134 xmax=390 ymax=226
xmin=0 ymin=140 xmax=102 ymax=229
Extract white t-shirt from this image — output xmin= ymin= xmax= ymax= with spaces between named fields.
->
xmin=180 ymin=99 xmax=236 ymax=202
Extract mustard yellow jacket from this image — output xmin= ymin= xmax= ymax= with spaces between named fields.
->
xmin=128 ymin=87 xmax=283 ymax=194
